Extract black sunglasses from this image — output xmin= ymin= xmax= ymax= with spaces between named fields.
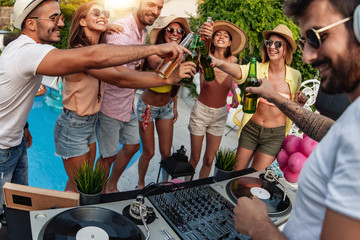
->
xmin=90 ymin=8 xmax=110 ymax=18
xmin=165 ymin=27 xmax=185 ymax=36
xmin=30 ymin=14 xmax=64 ymax=25
xmin=298 ymin=16 xmax=352 ymax=52
xmin=264 ymin=39 xmax=284 ymax=49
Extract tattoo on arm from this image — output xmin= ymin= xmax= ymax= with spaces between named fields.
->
xmin=278 ymin=99 xmax=335 ymax=142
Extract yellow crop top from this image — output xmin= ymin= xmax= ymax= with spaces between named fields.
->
xmin=149 ymin=85 xmax=172 ymax=93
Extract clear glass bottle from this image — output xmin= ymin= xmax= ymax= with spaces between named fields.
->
xmin=156 ymin=32 xmax=195 ymax=79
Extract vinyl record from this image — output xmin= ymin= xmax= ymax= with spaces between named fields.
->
xmin=43 ymin=206 xmax=145 ymax=240
xmin=226 ymin=176 xmax=291 ymax=217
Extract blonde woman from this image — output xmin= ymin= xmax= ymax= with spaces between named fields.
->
xmin=209 ymin=24 xmax=307 ymax=171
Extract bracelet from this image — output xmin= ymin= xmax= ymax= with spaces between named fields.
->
xmin=24 ymin=121 xmax=29 ymax=129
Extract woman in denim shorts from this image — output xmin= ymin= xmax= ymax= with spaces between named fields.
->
xmin=54 ymin=2 xmax=194 ymax=192
xmin=188 ymin=20 xmax=246 ymax=179
xmin=136 ymin=16 xmax=191 ymax=188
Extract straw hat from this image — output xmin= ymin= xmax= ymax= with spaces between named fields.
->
xmin=263 ymin=24 xmax=297 ymax=52
xmin=150 ymin=15 xmax=191 ymax=44
xmin=212 ymin=20 xmax=248 ymax=55
xmin=13 ymin=0 xmax=45 ymax=29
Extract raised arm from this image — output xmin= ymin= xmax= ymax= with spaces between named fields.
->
xmin=210 ymin=56 xmax=243 ymax=79
xmin=247 ymin=78 xmax=334 ymax=142
xmin=36 ymin=42 xmax=190 ymax=76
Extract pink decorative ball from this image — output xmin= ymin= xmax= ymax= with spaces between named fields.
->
xmin=300 ymin=136 xmax=318 ymax=157
xmin=285 ymin=136 xmax=302 ymax=155
xmin=284 ymin=166 xmax=300 ymax=183
xmin=277 ymin=149 xmax=289 ymax=167
xmin=288 ymin=152 xmax=307 ymax=173
xmin=283 ymin=135 xmax=296 ymax=150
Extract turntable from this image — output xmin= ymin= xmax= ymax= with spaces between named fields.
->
xmin=26 ymin=169 xmax=295 ymax=240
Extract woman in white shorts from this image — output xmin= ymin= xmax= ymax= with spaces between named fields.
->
xmin=188 ymin=20 xmax=247 ymax=179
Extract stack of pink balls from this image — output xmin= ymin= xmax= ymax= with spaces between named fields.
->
xmin=277 ymin=134 xmax=318 ymax=183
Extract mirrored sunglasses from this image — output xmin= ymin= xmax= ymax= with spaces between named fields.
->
xmin=298 ymin=16 xmax=352 ymax=52
xmin=165 ymin=27 xmax=185 ymax=36
xmin=264 ymin=39 xmax=284 ymax=49
xmin=90 ymin=8 xmax=110 ymax=18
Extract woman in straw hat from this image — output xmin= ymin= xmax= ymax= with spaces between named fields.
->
xmin=188 ymin=20 xmax=246 ymax=179
xmin=210 ymin=24 xmax=307 ymax=172
xmin=136 ymin=16 xmax=191 ymax=188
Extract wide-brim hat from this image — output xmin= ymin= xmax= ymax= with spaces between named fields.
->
xmin=150 ymin=15 xmax=191 ymax=45
xmin=213 ymin=20 xmax=248 ymax=55
xmin=13 ymin=0 xmax=44 ymax=29
xmin=263 ymin=24 xmax=297 ymax=52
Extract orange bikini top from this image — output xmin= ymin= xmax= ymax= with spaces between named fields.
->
xmin=259 ymin=92 xmax=291 ymax=107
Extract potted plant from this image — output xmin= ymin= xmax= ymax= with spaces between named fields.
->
xmin=73 ymin=161 xmax=108 ymax=205
xmin=213 ymin=148 xmax=237 ymax=182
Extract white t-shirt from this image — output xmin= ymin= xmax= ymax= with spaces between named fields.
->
xmin=0 ymin=34 xmax=55 ymax=149
xmin=283 ymin=97 xmax=360 ymax=240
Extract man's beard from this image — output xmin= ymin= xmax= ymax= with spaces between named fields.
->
xmin=315 ymin=40 xmax=360 ymax=95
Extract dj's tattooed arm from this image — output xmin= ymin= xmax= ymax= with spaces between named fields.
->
xmin=278 ymin=99 xmax=334 ymax=142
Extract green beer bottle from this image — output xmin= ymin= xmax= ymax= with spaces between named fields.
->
xmin=242 ymin=57 xmax=258 ymax=113
xmin=199 ymin=40 xmax=215 ymax=82
xmin=182 ymin=34 xmax=200 ymax=84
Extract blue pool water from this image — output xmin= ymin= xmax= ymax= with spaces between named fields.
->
xmin=27 ymin=89 xmax=141 ymax=191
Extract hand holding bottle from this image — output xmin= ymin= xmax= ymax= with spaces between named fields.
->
xmin=198 ymin=20 xmax=214 ymax=39
xmin=168 ymin=61 xmax=197 ymax=85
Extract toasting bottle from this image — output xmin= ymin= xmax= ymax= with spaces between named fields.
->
xmin=201 ymin=16 xmax=212 ymax=53
xmin=199 ymin=40 xmax=215 ymax=82
xmin=242 ymin=57 xmax=258 ymax=113
xmin=156 ymin=32 xmax=195 ymax=79
xmin=181 ymin=34 xmax=200 ymax=84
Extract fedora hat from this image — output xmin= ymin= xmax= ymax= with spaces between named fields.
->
xmin=263 ymin=24 xmax=297 ymax=52
xmin=213 ymin=20 xmax=248 ymax=55
xmin=150 ymin=15 xmax=191 ymax=44
xmin=13 ymin=0 xmax=45 ymax=29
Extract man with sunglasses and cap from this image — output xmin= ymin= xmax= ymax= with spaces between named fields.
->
xmin=0 ymin=0 xmax=194 ymax=215
xmin=232 ymin=0 xmax=360 ymax=239
xmin=95 ymin=0 xmax=166 ymax=193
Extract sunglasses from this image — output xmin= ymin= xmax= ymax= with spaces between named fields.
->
xmin=89 ymin=8 xmax=110 ymax=18
xmin=264 ymin=39 xmax=284 ymax=49
xmin=165 ymin=27 xmax=185 ymax=36
xmin=30 ymin=14 xmax=64 ymax=25
xmin=298 ymin=16 xmax=352 ymax=52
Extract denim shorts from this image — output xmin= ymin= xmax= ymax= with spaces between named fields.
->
xmin=188 ymin=100 xmax=228 ymax=136
xmin=137 ymin=97 xmax=174 ymax=122
xmin=239 ymin=119 xmax=286 ymax=157
xmin=0 ymin=137 xmax=28 ymax=211
xmin=96 ymin=111 xmax=140 ymax=158
xmin=54 ymin=109 xmax=98 ymax=159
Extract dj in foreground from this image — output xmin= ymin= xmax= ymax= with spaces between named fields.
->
xmin=233 ymin=0 xmax=360 ymax=239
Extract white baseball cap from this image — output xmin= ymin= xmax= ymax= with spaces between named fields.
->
xmin=13 ymin=0 xmax=45 ymax=29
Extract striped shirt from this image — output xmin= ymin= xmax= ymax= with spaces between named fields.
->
xmin=100 ymin=14 xmax=147 ymax=121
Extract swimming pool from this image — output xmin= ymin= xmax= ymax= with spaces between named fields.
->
xmin=27 ymin=89 xmax=141 ymax=191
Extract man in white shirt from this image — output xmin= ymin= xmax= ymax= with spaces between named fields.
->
xmin=233 ymin=0 xmax=360 ymax=239
xmin=0 ymin=0 xmax=194 ymax=214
